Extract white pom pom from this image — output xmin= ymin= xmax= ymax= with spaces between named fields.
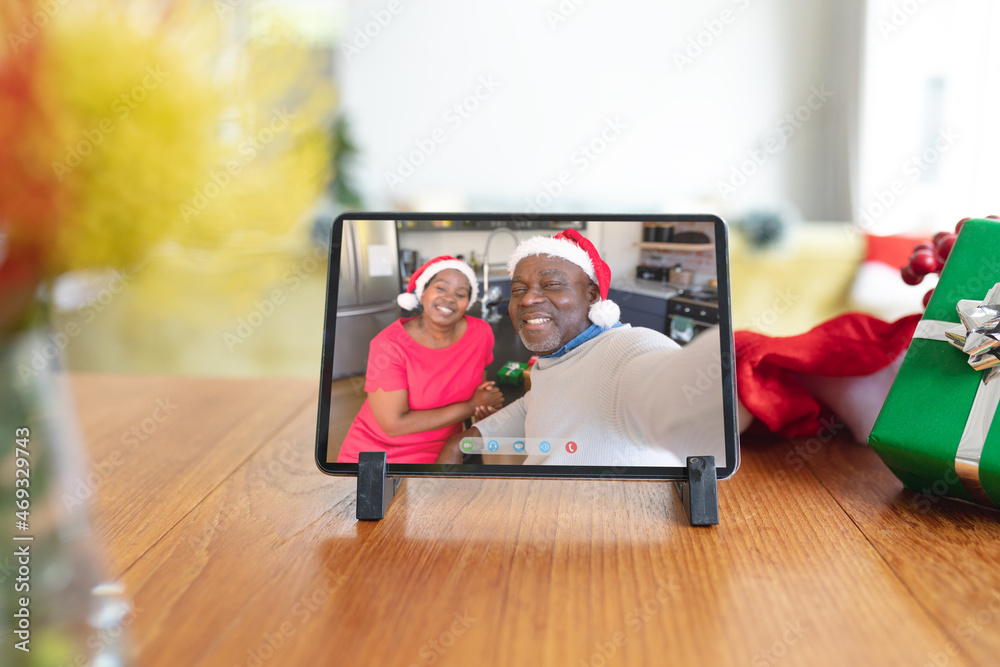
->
xmin=397 ymin=292 xmax=420 ymax=310
xmin=588 ymin=299 xmax=620 ymax=328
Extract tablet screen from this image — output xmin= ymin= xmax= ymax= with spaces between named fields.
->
xmin=315 ymin=213 xmax=738 ymax=480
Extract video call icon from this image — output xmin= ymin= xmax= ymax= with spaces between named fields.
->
xmin=460 ymin=438 xmax=474 ymax=453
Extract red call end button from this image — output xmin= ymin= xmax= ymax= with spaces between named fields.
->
xmin=565 ymin=441 xmax=578 ymax=454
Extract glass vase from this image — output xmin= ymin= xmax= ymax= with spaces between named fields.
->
xmin=0 ymin=327 xmax=131 ymax=666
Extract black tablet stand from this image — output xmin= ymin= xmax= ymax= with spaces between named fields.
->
xmin=356 ymin=452 xmax=401 ymax=521
xmin=675 ymin=456 xmax=719 ymax=526
xmin=356 ymin=452 xmax=718 ymax=525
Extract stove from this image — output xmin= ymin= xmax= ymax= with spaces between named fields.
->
xmin=666 ymin=289 xmax=719 ymax=344
xmin=667 ymin=290 xmax=719 ymax=323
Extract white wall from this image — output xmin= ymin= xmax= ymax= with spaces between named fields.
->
xmin=398 ymin=221 xmax=644 ymax=282
xmin=858 ymin=0 xmax=1000 ymax=234
xmin=335 ymin=0 xmax=856 ymax=221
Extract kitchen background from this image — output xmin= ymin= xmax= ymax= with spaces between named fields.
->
xmin=16 ymin=0 xmax=998 ymax=378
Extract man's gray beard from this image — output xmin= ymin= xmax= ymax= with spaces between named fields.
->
xmin=517 ymin=327 xmax=561 ymax=354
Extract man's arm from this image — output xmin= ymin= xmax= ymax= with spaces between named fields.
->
xmin=618 ymin=328 xmax=732 ymax=452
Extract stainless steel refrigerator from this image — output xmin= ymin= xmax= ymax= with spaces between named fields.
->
xmin=332 ymin=219 xmax=401 ymax=379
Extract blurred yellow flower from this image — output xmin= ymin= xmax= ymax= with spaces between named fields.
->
xmin=1 ymin=0 xmax=334 ymax=321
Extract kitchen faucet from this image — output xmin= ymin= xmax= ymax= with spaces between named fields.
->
xmin=481 ymin=227 xmax=520 ymax=318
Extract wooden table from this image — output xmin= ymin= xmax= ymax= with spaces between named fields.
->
xmin=74 ymin=374 xmax=1000 ymax=666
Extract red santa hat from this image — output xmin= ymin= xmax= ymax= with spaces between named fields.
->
xmin=397 ymin=255 xmax=478 ymax=310
xmin=506 ymin=229 xmax=620 ymax=328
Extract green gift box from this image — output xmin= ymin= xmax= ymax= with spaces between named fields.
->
xmin=869 ymin=218 xmax=1000 ymax=508
xmin=497 ymin=361 xmax=527 ymax=385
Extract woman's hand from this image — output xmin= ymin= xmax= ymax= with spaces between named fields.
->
xmin=470 ymin=381 xmax=503 ymax=419
xmin=473 ymin=405 xmax=496 ymax=420
xmin=368 ymin=381 xmax=504 ymax=437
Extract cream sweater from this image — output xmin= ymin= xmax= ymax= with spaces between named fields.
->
xmin=475 ymin=325 xmax=727 ymax=468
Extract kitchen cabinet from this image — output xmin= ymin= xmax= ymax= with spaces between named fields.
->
xmin=608 ymin=288 xmax=668 ymax=332
xmin=634 ymin=241 xmax=714 ymax=252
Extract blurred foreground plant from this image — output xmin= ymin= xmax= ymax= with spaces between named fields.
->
xmin=0 ymin=1 xmax=335 ymax=664
xmin=1 ymin=0 xmax=334 ymax=327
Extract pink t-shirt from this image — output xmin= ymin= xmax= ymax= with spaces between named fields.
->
xmin=336 ymin=316 xmax=495 ymax=464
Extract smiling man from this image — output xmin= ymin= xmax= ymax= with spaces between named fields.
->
xmin=435 ymin=229 xmax=726 ymax=469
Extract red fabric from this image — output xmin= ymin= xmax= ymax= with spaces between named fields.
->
xmin=337 ymin=316 xmax=495 ymax=464
xmin=735 ymin=312 xmax=921 ymax=438
xmin=864 ymin=233 xmax=929 ymax=268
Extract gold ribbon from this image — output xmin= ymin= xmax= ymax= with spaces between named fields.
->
xmin=911 ymin=282 xmax=1000 ymax=507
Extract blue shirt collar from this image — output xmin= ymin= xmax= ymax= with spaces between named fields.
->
xmin=539 ymin=322 xmax=622 ymax=359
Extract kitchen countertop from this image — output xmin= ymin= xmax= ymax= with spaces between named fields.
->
xmin=610 ymin=277 xmax=691 ymax=300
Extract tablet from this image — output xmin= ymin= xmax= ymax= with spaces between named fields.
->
xmin=315 ymin=212 xmax=739 ymax=481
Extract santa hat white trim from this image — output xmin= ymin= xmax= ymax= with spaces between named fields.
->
xmin=506 ymin=236 xmax=596 ymax=283
xmin=397 ymin=258 xmax=478 ymax=310
xmin=397 ymin=292 xmax=422 ymax=310
xmin=587 ymin=299 xmax=620 ymax=328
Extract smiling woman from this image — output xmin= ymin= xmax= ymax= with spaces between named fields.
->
xmin=404 ymin=269 xmax=475 ymax=347
xmin=335 ymin=256 xmax=504 ymax=464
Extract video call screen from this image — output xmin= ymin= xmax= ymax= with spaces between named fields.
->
xmin=315 ymin=213 xmax=739 ymax=481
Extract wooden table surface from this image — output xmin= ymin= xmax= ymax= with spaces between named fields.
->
xmin=73 ymin=374 xmax=1000 ymax=667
